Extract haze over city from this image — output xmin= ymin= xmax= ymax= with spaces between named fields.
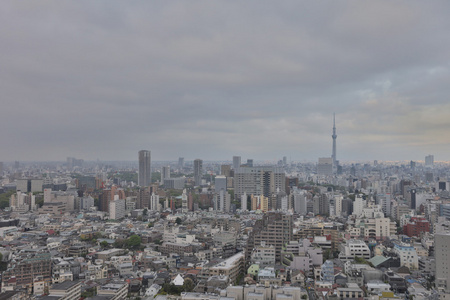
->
xmin=1 ymin=1 xmax=450 ymax=162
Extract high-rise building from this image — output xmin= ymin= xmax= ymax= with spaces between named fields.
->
xmin=317 ymin=157 xmax=333 ymax=175
xmin=150 ymin=192 xmax=159 ymax=211
xmin=194 ymin=159 xmax=203 ymax=186
xmin=292 ymin=190 xmax=307 ymax=215
xmin=234 ymin=166 xmax=285 ymax=199
xmin=332 ymin=113 xmax=337 ymax=172
xmin=233 ymin=156 xmax=241 ymax=170
xmin=425 ymin=154 xmax=434 ymax=167
xmin=246 ymin=212 xmax=292 ymax=262
xmin=435 ymin=233 xmax=450 ymax=292
xmin=214 ymin=189 xmax=230 ymax=212
xmin=241 ymin=192 xmax=247 ymax=211
xmin=16 ymin=179 xmax=43 ymax=193
xmin=0 ymin=162 xmax=3 ymax=174
xmin=137 ymin=185 xmax=158 ymax=209
xmin=178 ymin=157 xmax=185 ymax=169
xmin=138 ymin=150 xmax=151 ymax=187
xmin=161 ymin=166 xmax=170 ymax=186
xmin=99 ymin=188 xmax=114 ymax=212
xmin=246 ymin=159 xmax=254 ymax=167
xmin=181 ymin=189 xmax=188 ymax=213
xmin=109 ymin=198 xmax=126 ymax=220
xmin=215 ymin=175 xmax=227 ymax=193
xmin=220 ymin=164 xmax=231 ymax=177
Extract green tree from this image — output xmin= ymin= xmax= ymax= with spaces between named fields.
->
xmin=152 ymin=172 xmax=161 ymax=182
xmin=126 ymin=235 xmax=142 ymax=249
xmin=175 ymin=217 xmax=182 ymax=225
xmin=182 ymin=278 xmax=194 ymax=292
xmin=0 ymin=191 xmax=15 ymax=209
xmin=323 ymin=249 xmax=332 ymax=262
xmin=100 ymin=241 xmax=109 ymax=249
xmin=114 ymin=239 xmax=126 ymax=248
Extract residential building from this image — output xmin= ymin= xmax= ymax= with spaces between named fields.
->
xmin=139 ymin=150 xmax=151 ymax=186
xmin=194 ymin=159 xmax=203 ymax=186
xmin=246 ymin=212 xmax=292 ymax=262
xmin=47 ymin=280 xmax=81 ymax=300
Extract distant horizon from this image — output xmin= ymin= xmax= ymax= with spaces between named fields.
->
xmin=0 ymin=158 xmax=446 ymax=165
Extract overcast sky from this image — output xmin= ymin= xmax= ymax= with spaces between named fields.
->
xmin=1 ymin=1 xmax=450 ymax=163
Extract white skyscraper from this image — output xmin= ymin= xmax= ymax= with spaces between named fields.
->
xmin=150 ymin=193 xmax=160 ymax=212
xmin=109 ymin=198 xmax=126 ymax=220
xmin=353 ymin=194 xmax=365 ymax=217
xmin=214 ymin=189 xmax=230 ymax=212
xmin=44 ymin=188 xmax=52 ymax=203
xmin=181 ymin=189 xmax=188 ymax=213
xmin=334 ymin=195 xmax=343 ymax=217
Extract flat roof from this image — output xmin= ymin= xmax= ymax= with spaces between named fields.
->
xmin=50 ymin=280 xmax=80 ymax=290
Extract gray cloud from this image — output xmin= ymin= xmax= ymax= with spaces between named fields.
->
xmin=1 ymin=1 xmax=450 ymax=162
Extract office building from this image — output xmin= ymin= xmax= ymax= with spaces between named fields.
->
xmin=164 ymin=177 xmax=185 ymax=190
xmin=233 ymin=156 xmax=241 ymax=170
xmin=338 ymin=239 xmax=371 ymax=261
xmin=178 ymin=157 xmax=185 ymax=169
xmin=16 ymin=179 xmax=43 ymax=193
xmin=234 ymin=166 xmax=285 ymax=199
xmin=194 ymin=159 xmax=203 ymax=186
xmin=161 ymin=166 xmax=170 ymax=185
xmin=138 ymin=150 xmax=151 ymax=187
xmin=435 ymin=233 xmax=450 ymax=292
xmin=246 ymin=159 xmax=254 ymax=167
xmin=425 ymin=154 xmax=434 ymax=167
xmin=293 ymin=191 xmax=307 ymax=215
xmin=215 ymin=175 xmax=227 ymax=193
xmin=76 ymin=176 xmax=100 ymax=191
xmin=317 ymin=157 xmax=333 ymax=175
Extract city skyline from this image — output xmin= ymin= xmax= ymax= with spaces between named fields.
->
xmin=1 ymin=2 xmax=450 ymax=162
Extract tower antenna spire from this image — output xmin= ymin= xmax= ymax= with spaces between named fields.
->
xmin=332 ymin=113 xmax=337 ymax=173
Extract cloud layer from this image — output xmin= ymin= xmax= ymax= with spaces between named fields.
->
xmin=1 ymin=1 xmax=450 ymax=162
